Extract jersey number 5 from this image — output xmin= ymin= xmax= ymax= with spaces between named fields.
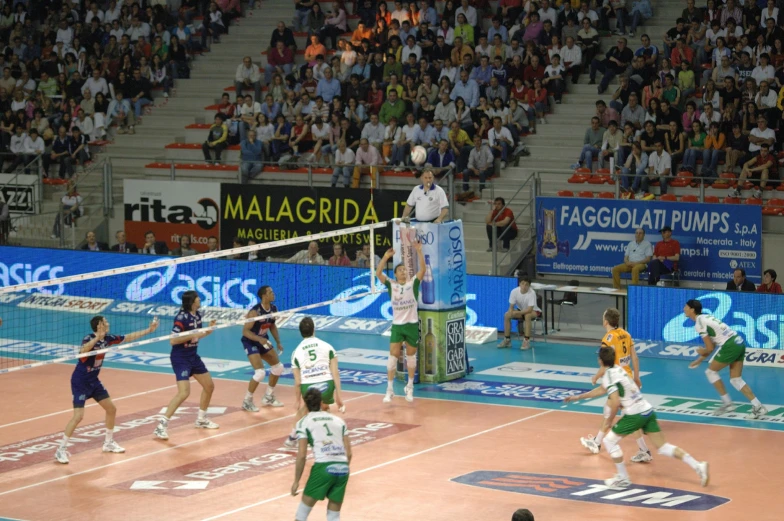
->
xmin=308 ymin=349 xmax=317 ymax=361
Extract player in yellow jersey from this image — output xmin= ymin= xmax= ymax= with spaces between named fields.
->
xmin=580 ymin=308 xmax=652 ymax=463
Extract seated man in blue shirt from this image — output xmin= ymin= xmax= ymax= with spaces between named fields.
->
xmin=241 ymin=129 xmax=264 ymax=184
xmin=611 ymin=228 xmax=653 ymax=288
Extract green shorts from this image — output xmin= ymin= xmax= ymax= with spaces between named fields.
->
xmin=612 ymin=410 xmax=661 ymax=436
xmin=300 ymin=380 xmax=335 ymax=405
xmin=713 ymin=336 xmax=746 ymax=365
xmin=390 ymin=323 xmax=419 ymax=347
xmin=303 ymin=462 xmax=350 ymax=503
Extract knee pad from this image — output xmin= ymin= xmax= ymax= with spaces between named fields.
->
xmin=705 ymin=368 xmax=720 ymax=384
xmin=657 ymin=443 xmax=676 ymax=458
xmin=387 ymin=355 xmax=398 ymax=371
xmin=406 ymin=355 xmax=417 ymax=370
xmin=270 ymin=363 xmax=284 ymax=376
xmin=602 ymin=432 xmax=623 ymax=459
xmin=252 ymin=368 xmax=266 ymax=383
xmin=295 ymin=502 xmax=313 ymax=521
xmin=730 ymin=377 xmax=747 ymax=392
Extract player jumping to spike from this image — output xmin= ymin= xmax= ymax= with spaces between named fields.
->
xmin=241 ymin=285 xmax=285 ymax=412
xmin=376 ymin=240 xmax=426 ymax=403
xmin=581 ymin=308 xmax=652 ymax=464
xmin=153 ymin=290 xmax=219 ymax=440
xmin=684 ymin=299 xmax=768 ymax=419
xmin=291 ymin=387 xmax=352 ymax=521
xmin=283 ymin=317 xmax=344 ymax=449
xmin=55 ymin=315 xmax=159 ymax=464
xmin=564 ymin=347 xmax=709 ymax=489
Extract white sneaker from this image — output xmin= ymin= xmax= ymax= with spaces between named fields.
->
xmin=712 ymin=403 xmax=735 ymax=416
xmin=102 ymin=440 xmax=126 ymax=453
xmin=747 ymin=405 xmax=768 ymax=419
xmin=54 ymin=447 xmax=70 ymax=464
xmin=262 ymin=393 xmax=284 ymax=407
xmin=604 ymin=474 xmax=631 ymax=488
xmin=521 ymin=338 xmax=531 ymax=350
xmin=405 ymin=384 xmax=414 ymax=403
xmin=728 ymin=187 xmax=740 ymax=198
xmin=153 ymin=420 xmax=169 ymax=440
xmin=580 ymin=436 xmax=600 ymax=454
xmin=195 ymin=418 xmax=219 ymax=429
xmin=283 ymin=436 xmax=298 ymax=450
xmin=498 ymin=337 xmax=511 ymax=348
xmin=697 ymin=461 xmax=710 ymax=487
xmin=631 ymin=450 xmax=652 ymax=463
xmin=242 ymin=398 xmax=259 ymax=412
xmin=500 ymin=161 xmax=507 ymax=169
xmin=752 ymin=188 xmax=762 ymax=199
xmin=383 ymin=389 xmax=394 ymax=403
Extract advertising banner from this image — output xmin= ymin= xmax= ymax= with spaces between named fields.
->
xmin=0 ymin=173 xmax=38 ymax=214
xmin=123 ymin=180 xmax=220 ymax=253
xmin=0 ymin=246 xmax=513 ymax=329
xmin=535 ymin=197 xmax=762 ymax=283
xmin=219 ymin=184 xmax=409 ymax=250
xmin=628 ymin=285 xmax=784 ymax=350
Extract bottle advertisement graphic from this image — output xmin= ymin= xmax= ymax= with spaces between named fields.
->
xmin=424 ymin=317 xmax=436 ymax=375
xmin=422 ymin=255 xmax=435 ymax=304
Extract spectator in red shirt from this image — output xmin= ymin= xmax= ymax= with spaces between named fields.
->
xmin=523 ymin=55 xmax=545 ymax=87
xmin=485 ymin=197 xmax=518 ymax=252
xmin=757 ymin=269 xmax=782 ymax=293
xmin=328 ymin=243 xmax=352 ymax=266
xmin=647 ymin=225 xmax=680 ymax=285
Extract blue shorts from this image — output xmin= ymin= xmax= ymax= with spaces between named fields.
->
xmin=171 ymin=350 xmax=209 ymax=381
xmin=71 ymin=377 xmax=110 ymax=408
xmin=242 ymin=337 xmax=273 ymax=357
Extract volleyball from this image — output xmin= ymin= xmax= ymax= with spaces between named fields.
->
xmin=411 ymin=146 xmax=427 ymax=166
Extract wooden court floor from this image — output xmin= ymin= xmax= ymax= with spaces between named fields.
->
xmin=0 ymin=362 xmax=779 ymax=521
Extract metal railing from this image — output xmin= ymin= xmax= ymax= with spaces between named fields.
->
xmin=489 ymin=173 xmax=539 ymax=276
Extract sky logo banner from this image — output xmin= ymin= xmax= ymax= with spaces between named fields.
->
xmin=629 ymin=286 xmax=784 ymax=349
xmin=0 ymin=247 xmax=516 ymax=329
xmin=478 ymin=362 xmax=652 ymax=384
xmin=535 ymin=197 xmax=761 ymax=283
xmin=419 ymin=380 xmax=583 ymax=401
xmin=452 ymin=471 xmax=729 ymax=511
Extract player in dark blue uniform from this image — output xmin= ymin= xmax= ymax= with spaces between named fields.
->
xmin=241 ymin=285 xmax=286 ymax=412
xmin=154 ymin=290 xmax=219 ymax=440
xmin=55 ymin=315 xmax=159 ymax=464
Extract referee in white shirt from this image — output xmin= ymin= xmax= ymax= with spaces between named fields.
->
xmin=611 ymin=228 xmax=653 ymax=288
xmin=401 ymin=169 xmax=449 ymax=223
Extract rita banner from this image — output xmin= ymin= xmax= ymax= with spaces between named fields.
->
xmin=123 ymin=180 xmax=220 ymax=252
xmin=392 ymin=221 xmax=467 ymax=382
xmin=535 ymin=197 xmax=762 ymax=283
xmin=219 ymin=184 xmax=409 ymax=250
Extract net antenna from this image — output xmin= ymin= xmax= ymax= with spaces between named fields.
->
xmin=0 ymin=221 xmax=389 ymax=374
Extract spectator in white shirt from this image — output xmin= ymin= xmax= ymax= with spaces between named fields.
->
xmin=488 ymin=116 xmax=514 ymax=168
xmin=332 ymin=139 xmax=356 ymax=187
xmin=235 ymin=56 xmax=262 ymax=103
xmin=749 ymin=114 xmax=776 ymax=153
xmin=5 ymin=126 xmax=26 ymax=172
xmin=538 ymin=0 xmax=558 ymax=25
xmin=455 ymin=0 xmax=478 ymax=27
xmin=127 ymin=17 xmax=151 ymax=43
xmin=56 ymin=20 xmax=74 ymax=46
xmin=560 ymin=36 xmax=583 ymax=83
xmin=498 ymin=276 xmax=541 ymax=349
xmin=643 ymin=141 xmax=672 ymax=197
xmin=360 ymin=113 xmax=385 ymax=152
xmin=756 ymin=81 xmax=779 ymax=125
xmin=287 ymin=241 xmax=325 ymax=265
xmin=311 ymin=118 xmax=333 ymax=163
xmin=83 ymin=69 xmax=109 ymax=98
xmin=611 ymin=228 xmax=653 ymax=288
xmin=462 ymin=133 xmax=494 ymax=195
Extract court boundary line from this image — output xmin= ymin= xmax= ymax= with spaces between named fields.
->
xmin=199 ymin=409 xmax=556 ymax=521
xmin=0 ymin=393 xmax=374 ymax=498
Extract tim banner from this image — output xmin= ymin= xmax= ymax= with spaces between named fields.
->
xmin=123 ymin=179 xmax=220 ymax=252
xmin=219 ymin=184 xmax=409 ymax=251
xmin=535 ymin=197 xmax=762 ymax=283
xmin=628 ymin=285 xmax=784 ymax=350
xmin=0 ymin=173 xmax=38 ymax=214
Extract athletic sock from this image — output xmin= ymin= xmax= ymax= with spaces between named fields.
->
xmin=720 ymin=394 xmax=731 ymax=405
xmin=682 ymin=453 xmax=700 ymax=471
xmin=636 ymin=437 xmax=649 ymax=453
xmin=160 ymin=416 xmax=169 ymax=425
xmin=751 ymin=397 xmax=762 ymax=407
xmin=289 ymin=428 xmax=297 ymax=440
xmin=614 ymin=461 xmax=629 ymax=479
xmin=387 ymin=381 xmax=394 ymax=391
xmin=245 ymin=391 xmax=254 ymax=400
xmin=198 ymin=409 xmax=206 ymax=420
xmin=60 ymin=435 xmax=69 ymax=449
xmin=595 ymin=431 xmax=605 ymax=445
xmin=326 ymin=509 xmax=340 ymax=521
xmin=104 ymin=428 xmax=114 ymax=443
xmin=265 ymin=386 xmax=275 ymax=396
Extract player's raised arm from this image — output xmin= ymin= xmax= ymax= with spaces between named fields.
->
xmin=413 ymin=240 xmax=425 ymax=281
xmin=80 ymin=322 xmax=107 ymax=353
xmin=376 ymin=248 xmax=394 ymax=284
xmin=563 ymin=384 xmax=607 ymax=404
xmin=122 ymin=317 xmax=159 ymax=343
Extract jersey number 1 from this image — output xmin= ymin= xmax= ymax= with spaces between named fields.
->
xmin=322 ymin=422 xmax=333 ymax=436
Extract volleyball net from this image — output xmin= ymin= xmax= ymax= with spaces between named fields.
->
xmin=0 ymin=221 xmax=393 ymax=373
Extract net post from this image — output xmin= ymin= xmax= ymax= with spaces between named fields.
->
xmin=370 ymin=225 xmax=376 ymax=294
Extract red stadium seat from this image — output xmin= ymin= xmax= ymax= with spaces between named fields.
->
xmin=724 ymin=196 xmax=740 ymax=204
xmin=659 ymin=194 xmax=678 ymax=201
xmin=557 ymin=190 xmax=574 ymax=197
xmin=597 ymin=192 xmax=615 ymax=199
xmin=568 ymin=174 xmax=591 ymax=183
xmin=681 ymin=195 xmax=699 ymax=202
xmin=745 ymin=197 xmax=763 ymax=205
xmin=704 ymin=195 xmax=720 ymax=203
xmin=762 ymin=205 xmax=782 ymax=215
xmin=577 ymin=191 xmax=594 ymax=198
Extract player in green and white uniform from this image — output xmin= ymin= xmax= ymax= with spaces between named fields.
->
xmin=376 ymin=240 xmax=426 ymax=404
xmin=291 ymin=387 xmax=352 ymax=521
xmin=565 ymin=347 xmax=709 ymax=489
xmin=284 ymin=316 xmax=344 ymax=449
xmin=684 ymin=299 xmax=768 ymax=419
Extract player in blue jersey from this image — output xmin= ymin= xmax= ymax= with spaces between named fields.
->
xmin=55 ymin=315 xmax=159 ymax=464
xmin=241 ymin=285 xmax=286 ymax=411
xmin=153 ymin=290 xmax=219 ymax=440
